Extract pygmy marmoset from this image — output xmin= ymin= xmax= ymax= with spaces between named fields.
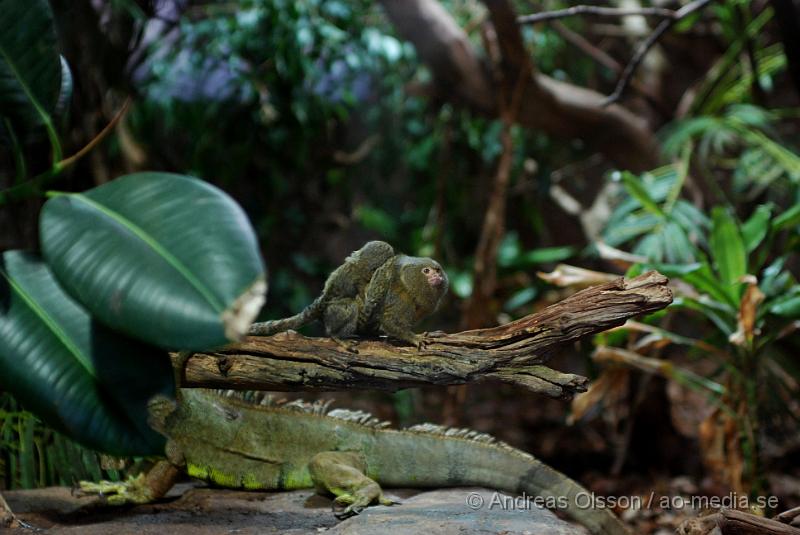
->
xmin=249 ymin=241 xmax=448 ymax=348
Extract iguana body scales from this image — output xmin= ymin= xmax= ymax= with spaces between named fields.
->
xmin=82 ymin=389 xmax=629 ymax=535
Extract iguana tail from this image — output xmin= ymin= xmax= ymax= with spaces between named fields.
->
xmin=249 ymin=296 xmax=323 ymax=335
xmin=503 ymin=452 xmax=630 ymax=535
xmin=375 ymin=425 xmax=631 ymax=535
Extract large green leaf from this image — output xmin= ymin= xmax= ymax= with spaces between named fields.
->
xmin=741 ymin=204 xmax=771 ymax=253
xmin=671 ymin=296 xmax=736 ymax=337
xmin=768 ymin=287 xmax=800 ymax=318
xmin=662 ymin=221 xmax=696 ymax=263
xmin=773 ymin=203 xmax=800 ymax=232
xmin=647 ymin=261 xmax=738 ymax=310
xmin=521 ymin=246 xmax=575 ymax=265
xmin=621 ymin=171 xmax=665 ymax=218
xmin=0 ymin=0 xmax=62 ymax=137
xmin=709 ymin=207 xmax=747 ymax=293
xmin=40 ymin=172 xmax=266 ymax=350
xmin=0 ymin=251 xmax=172 ymax=456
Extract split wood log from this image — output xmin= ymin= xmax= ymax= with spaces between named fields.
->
xmin=678 ymin=508 xmax=800 ymax=535
xmin=777 ymin=506 xmax=800 ymax=526
xmin=174 ymin=271 xmax=672 ymax=400
xmin=0 ymin=491 xmax=16 ymax=528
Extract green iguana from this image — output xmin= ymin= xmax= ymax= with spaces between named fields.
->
xmin=81 ymin=389 xmax=629 ymax=535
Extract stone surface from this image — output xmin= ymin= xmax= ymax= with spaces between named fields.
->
xmin=2 ymin=485 xmax=588 ymax=534
xmin=329 ymin=488 xmax=589 ymax=535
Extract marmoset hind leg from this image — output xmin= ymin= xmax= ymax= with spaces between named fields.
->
xmin=323 ymin=298 xmax=361 ymax=352
xmin=308 ymin=451 xmax=395 ymax=518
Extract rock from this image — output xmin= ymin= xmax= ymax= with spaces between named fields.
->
xmin=332 ymin=488 xmax=589 ymax=535
xmin=2 ymin=486 xmax=588 ymax=534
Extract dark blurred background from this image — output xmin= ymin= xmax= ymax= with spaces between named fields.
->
xmin=2 ymin=1 xmax=800 ymax=531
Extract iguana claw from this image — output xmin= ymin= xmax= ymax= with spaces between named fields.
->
xmin=78 ymin=473 xmax=154 ymax=505
xmin=333 ymin=505 xmax=361 ymax=519
xmin=332 ymin=495 xmax=356 ymax=518
xmin=331 ymin=492 xmax=397 ymax=519
xmin=332 ymin=494 xmax=375 ymax=519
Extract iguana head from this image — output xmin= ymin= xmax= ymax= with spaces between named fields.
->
xmin=147 ymin=394 xmax=178 ymax=435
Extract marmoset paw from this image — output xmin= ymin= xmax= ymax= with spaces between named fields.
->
xmin=423 ymin=330 xmax=447 ymax=339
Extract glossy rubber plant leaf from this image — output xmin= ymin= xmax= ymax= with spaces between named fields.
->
xmin=0 ymin=0 xmax=62 ymax=136
xmin=0 ymin=251 xmax=173 ymax=456
xmin=40 ymin=172 xmax=266 ymax=350
xmin=54 ymin=56 xmax=73 ymax=119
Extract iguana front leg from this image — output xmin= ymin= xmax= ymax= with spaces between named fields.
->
xmin=308 ymin=451 xmax=395 ymax=518
xmin=79 ymin=459 xmax=181 ymax=505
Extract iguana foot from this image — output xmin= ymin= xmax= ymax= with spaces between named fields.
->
xmin=332 ymin=493 xmax=396 ymax=519
xmin=332 ymin=494 xmax=364 ymax=518
xmin=309 ymin=451 xmax=397 ymax=519
xmin=78 ymin=473 xmax=155 ymax=505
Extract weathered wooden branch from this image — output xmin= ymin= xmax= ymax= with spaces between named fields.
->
xmin=678 ymin=508 xmax=800 ymax=535
xmin=175 ymin=271 xmax=672 ymax=400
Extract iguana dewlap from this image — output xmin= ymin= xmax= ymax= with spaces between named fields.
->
xmin=81 ymin=390 xmax=629 ymax=535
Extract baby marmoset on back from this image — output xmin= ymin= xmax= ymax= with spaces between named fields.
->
xmin=249 ymin=241 xmax=448 ymax=347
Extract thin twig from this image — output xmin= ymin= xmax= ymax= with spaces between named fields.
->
xmin=522 ymin=1 xmax=669 ymax=114
xmin=518 ymin=5 xmax=676 ymax=24
xmin=550 ymin=20 xmax=622 ymax=72
xmin=604 ymin=0 xmax=714 ymax=105
xmin=332 ymin=135 xmax=381 ymax=165
xmin=57 ymin=98 xmax=131 ymax=169
xmin=0 ymin=98 xmax=131 ymax=204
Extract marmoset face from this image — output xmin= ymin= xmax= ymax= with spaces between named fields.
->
xmin=421 ymin=264 xmax=446 ymax=288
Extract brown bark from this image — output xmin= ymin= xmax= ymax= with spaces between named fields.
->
xmin=175 ymin=271 xmax=672 ymax=400
xmin=378 ymin=0 xmax=660 ymax=172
